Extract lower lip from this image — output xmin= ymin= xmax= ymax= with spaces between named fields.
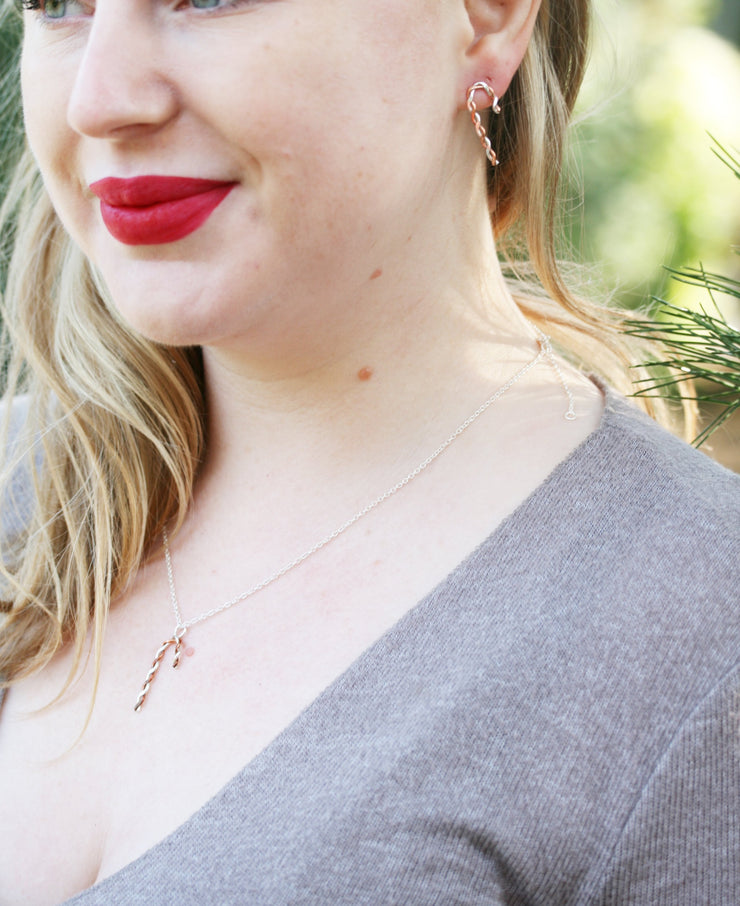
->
xmin=95 ymin=183 xmax=236 ymax=246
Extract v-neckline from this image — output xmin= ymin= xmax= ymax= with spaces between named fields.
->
xmin=69 ymin=383 xmax=623 ymax=902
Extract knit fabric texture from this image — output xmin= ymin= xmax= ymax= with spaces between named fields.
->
xmin=37 ymin=393 xmax=740 ymax=904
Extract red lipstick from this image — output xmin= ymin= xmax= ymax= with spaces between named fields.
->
xmin=89 ymin=176 xmax=236 ymax=245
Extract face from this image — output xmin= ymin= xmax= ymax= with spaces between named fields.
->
xmin=21 ymin=0 xmax=474 ymax=356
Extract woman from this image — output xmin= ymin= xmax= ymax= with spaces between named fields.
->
xmin=0 ymin=0 xmax=737 ymax=902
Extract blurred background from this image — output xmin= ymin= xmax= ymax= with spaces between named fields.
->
xmin=572 ymin=0 xmax=739 ymax=310
xmin=569 ymin=0 xmax=740 ymax=468
xmin=0 ymin=0 xmax=739 ymax=466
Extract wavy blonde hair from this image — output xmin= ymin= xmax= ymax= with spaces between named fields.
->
xmin=0 ymin=0 xmax=688 ymax=694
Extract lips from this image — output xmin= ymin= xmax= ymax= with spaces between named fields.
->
xmin=89 ymin=176 xmax=237 ymax=246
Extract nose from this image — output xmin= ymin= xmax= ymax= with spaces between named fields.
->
xmin=67 ymin=8 xmax=178 ymax=139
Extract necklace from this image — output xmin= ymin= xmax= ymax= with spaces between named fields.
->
xmin=134 ymin=331 xmax=575 ymax=711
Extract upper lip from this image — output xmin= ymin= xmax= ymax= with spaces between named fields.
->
xmin=89 ymin=176 xmax=237 ymax=207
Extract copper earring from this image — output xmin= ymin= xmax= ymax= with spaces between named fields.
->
xmin=466 ymin=82 xmax=502 ymax=167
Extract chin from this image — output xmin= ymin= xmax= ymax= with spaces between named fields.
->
xmin=94 ymin=261 xmax=214 ymax=344
xmin=92 ymin=233 xmax=275 ymax=343
xmin=112 ymin=303 xmax=220 ymax=348
xmin=107 ymin=283 xmax=269 ymax=352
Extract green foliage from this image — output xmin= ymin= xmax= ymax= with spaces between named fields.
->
xmin=569 ymin=0 xmax=740 ymax=312
xmin=0 ymin=3 xmax=24 ymax=295
xmin=628 ymin=292 xmax=740 ymax=445
xmin=626 ymin=143 xmax=740 ymax=447
xmin=0 ymin=4 xmax=23 ymax=196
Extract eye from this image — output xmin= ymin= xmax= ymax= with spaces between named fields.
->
xmin=21 ymin=0 xmax=88 ymax=19
xmin=179 ymin=0 xmax=255 ymax=11
xmin=44 ymin=0 xmax=69 ymax=17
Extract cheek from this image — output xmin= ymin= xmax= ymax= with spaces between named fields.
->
xmin=21 ymin=37 xmax=90 ymax=239
xmin=21 ymin=35 xmax=74 ymax=171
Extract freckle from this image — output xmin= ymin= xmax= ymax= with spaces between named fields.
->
xmin=357 ymin=367 xmax=373 ymax=382
xmin=369 ymin=268 xmax=383 ymax=280
xmin=185 ymin=647 xmax=195 ymax=658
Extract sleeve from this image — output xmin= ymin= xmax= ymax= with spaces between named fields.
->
xmin=591 ymin=663 xmax=740 ymax=905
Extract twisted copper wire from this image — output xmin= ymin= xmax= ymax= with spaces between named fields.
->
xmin=466 ymin=82 xmax=501 ymax=167
xmin=133 ymin=632 xmax=185 ymax=712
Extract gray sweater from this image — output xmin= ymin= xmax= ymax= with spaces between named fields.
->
xmin=51 ymin=394 xmax=740 ymax=903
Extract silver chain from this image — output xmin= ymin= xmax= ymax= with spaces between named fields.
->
xmin=163 ymin=329 xmax=573 ymax=629
xmin=135 ymin=330 xmax=575 ymax=710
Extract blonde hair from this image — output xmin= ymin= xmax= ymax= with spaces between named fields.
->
xmin=493 ymin=0 xmax=685 ymax=405
xmin=0 ymin=0 xmax=689 ymax=691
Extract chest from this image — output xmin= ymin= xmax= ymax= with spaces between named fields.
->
xmin=0 ymin=390 xmax=604 ymax=903
xmin=0 ymin=512 xmax=493 ymax=904
xmin=0 ymin=591 xmax=640 ymax=906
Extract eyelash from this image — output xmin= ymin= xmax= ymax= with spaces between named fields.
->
xmin=19 ymin=0 xmax=253 ymax=17
xmin=19 ymin=0 xmax=88 ymax=15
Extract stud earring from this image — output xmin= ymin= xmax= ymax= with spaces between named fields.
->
xmin=466 ymin=82 xmax=502 ymax=167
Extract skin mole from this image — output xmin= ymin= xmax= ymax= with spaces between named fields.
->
xmin=357 ymin=367 xmax=374 ymax=381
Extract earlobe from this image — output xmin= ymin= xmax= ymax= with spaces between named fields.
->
xmin=459 ymin=0 xmax=542 ymax=103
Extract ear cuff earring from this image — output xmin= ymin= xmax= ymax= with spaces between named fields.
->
xmin=466 ymin=82 xmax=502 ymax=167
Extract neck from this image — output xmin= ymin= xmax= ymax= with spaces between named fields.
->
xmin=199 ymin=272 xmax=534 ymax=487
xmin=190 ymin=167 xmax=543 ymax=511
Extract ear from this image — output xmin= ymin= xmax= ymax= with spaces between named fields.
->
xmin=458 ymin=0 xmax=542 ymax=107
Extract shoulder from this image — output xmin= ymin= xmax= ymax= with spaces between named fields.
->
xmin=528 ymin=385 xmax=740 ymax=584
xmin=438 ymin=383 xmax=739 ymax=710
xmin=454 ymin=384 xmax=739 ymax=803
xmin=524 ymin=385 xmax=740 ymax=663
xmin=593 ymin=387 xmax=739 ymax=525
xmin=446 ymin=389 xmax=740 ymax=901
xmin=579 ymin=389 xmax=739 ymax=611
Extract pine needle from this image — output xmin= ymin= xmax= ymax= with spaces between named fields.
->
xmin=625 ymin=139 xmax=740 ymax=448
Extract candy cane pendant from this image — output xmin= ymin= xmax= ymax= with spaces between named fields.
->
xmin=134 ymin=627 xmax=187 ymax=712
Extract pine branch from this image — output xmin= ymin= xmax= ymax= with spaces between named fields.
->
xmin=625 ymin=293 xmax=740 ymax=447
xmin=624 ymin=138 xmax=740 ymax=448
xmin=709 ymin=135 xmax=740 ymax=181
